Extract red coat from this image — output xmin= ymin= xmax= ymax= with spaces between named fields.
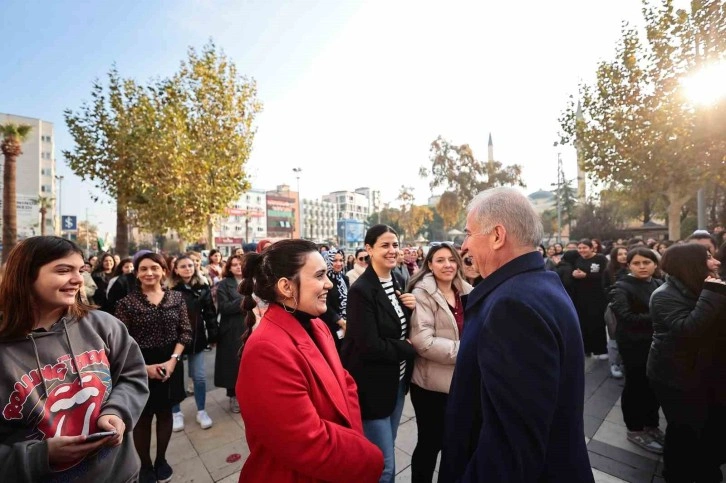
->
xmin=236 ymin=304 xmax=383 ymax=483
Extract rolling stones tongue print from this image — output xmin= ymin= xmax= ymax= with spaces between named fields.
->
xmin=2 ymin=348 xmax=112 ymax=471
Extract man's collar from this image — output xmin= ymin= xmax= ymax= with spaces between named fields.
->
xmin=465 ymin=251 xmax=545 ymax=308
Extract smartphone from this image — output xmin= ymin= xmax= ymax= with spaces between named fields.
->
xmin=85 ymin=430 xmax=117 ymax=442
xmin=157 ymin=366 xmax=167 ymax=377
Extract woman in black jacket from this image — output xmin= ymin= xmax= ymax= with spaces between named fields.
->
xmin=647 ymin=244 xmax=726 ymax=482
xmin=610 ymin=248 xmax=663 ymax=454
xmin=342 ymin=225 xmax=417 ymax=483
xmin=169 ymin=255 xmax=218 ymax=432
xmin=214 ymin=254 xmax=246 ymax=413
xmin=320 ymin=249 xmax=349 ymax=353
xmin=91 ymin=252 xmax=116 ymax=312
xmin=571 ymin=239 xmax=609 ymax=358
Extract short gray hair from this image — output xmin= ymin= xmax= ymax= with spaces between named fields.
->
xmin=467 ymin=187 xmax=543 ymax=247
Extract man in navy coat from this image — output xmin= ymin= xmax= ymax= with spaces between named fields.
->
xmin=439 ymin=187 xmax=593 ymax=483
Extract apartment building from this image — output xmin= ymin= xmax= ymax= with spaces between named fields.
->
xmin=0 ymin=113 xmax=57 ymax=237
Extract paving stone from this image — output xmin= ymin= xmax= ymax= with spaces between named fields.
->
xmin=605 ymin=405 xmax=626 ymax=428
xmin=394 ymin=447 xmax=411 ymax=475
xmin=588 ymin=439 xmax=659 ymax=472
xmin=187 ymin=414 xmax=246 ymax=454
xmin=169 ymin=455 xmax=215 ymax=483
xmin=165 ymin=433 xmax=198 ymax=466
xmin=592 ymin=421 xmax=660 ymax=462
xmin=215 ymin=471 xmax=241 ymax=483
xmin=585 ymin=414 xmax=604 ymax=438
xmin=199 ymin=439 xmax=250 ymax=482
xmin=588 ymin=451 xmax=654 ymax=483
xmin=394 ymin=419 xmax=418 ymax=455
xmin=592 ymin=468 xmax=628 ymax=482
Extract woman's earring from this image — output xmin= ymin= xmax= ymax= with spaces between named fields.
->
xmin=283 ymin=294 xmax=298 ymax=313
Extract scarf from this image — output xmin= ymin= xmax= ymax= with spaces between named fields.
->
xmin=326 ymin=249 xmax=348 ymax=319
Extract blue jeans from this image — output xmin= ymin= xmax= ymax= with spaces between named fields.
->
xmin=363 ymin=380 xmax=407 ymax=483
xmin=172 ymin=351 xmax=206 ymax=413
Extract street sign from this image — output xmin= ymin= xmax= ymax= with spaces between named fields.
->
xmin=62 ymin=216 xmax=77 ymax=231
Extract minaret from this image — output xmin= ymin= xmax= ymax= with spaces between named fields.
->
xmin=575 ymin=102 xmax=587 ymax=203
xmin=487 ymin=132 xmax=494 ymax=164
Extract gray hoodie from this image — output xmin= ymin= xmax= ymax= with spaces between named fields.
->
xmin=0 ymin=310 xmax=149 ymax=483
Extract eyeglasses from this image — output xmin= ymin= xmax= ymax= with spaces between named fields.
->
xmin=357 ymin=256 xmax=370 ymax=262
xmin=463 ymin=257 xmax=474 ymax=267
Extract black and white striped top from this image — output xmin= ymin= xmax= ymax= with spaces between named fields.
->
xmin=380 ymin=277 xmax=407 ymax=380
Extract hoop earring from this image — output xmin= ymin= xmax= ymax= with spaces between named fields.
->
xmin=283 ymin=295 xmax=298 ymax=313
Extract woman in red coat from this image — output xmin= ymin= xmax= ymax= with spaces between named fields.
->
xmin=235 ymin=239 xmax=383 ymax=483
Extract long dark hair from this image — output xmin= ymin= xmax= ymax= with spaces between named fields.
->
xmin=238 ymin=239 xmax=318 ymax=352
xmin=364 ymin=224 xmax=398 ymax=247
xmin=661 ymin=244 xmax=710 ymax=295
xmin=606 ymin=246 xmax=628 ymax=284
xmin=0 ymin=237 xmax=94 ymax=339
xmin=111 ymin=257 xmax=133 ymax=278
xmin=92 ymin=251 xmax=116 ymax=276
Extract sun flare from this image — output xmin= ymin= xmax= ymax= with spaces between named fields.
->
xmin=682 ymin=61 xmax=726 ymax=106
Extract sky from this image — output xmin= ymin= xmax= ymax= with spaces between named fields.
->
xmin=0 ymin=0 xmax=652 ymax=239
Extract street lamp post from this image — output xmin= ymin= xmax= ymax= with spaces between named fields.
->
xmin=55 ymin=175 xmax=64 ymax=237
xmin=682 ymin=60 xmax=726 ymax=231
xmin=293 ymin=167 xmax=302 ymax=239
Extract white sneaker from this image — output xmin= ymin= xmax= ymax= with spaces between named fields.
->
xmin=610 ymin=364 xmax=624 ymax=378
xmin=172 ymin=412 xmax=185 ymax=432
xmin=196 ymin=410 xmax=213 ymax=429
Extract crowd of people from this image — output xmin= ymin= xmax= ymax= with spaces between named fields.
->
xmin=1 ymin=187 xmax=726 ymax=482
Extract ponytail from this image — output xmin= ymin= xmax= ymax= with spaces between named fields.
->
xmin=238 ymin=253 xmax=264 ymax=352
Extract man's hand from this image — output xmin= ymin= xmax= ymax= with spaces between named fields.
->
xmin=97 ymin=414 xmax=125 ymax=448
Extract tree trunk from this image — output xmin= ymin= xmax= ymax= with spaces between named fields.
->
xmin=207 ymin=216 xmax=215 ymax=249
xmin=2 ymin=154 xmax=17 ymax=263
xmin=642 ymin=199 xmax=651 ymax=224
xmin=40 ymin=208 xmax=46 ymax=236
xmin=116 ymin=200 xmax=129 ymax=257
xmin=667 ymin=189 xmax=691 ymax=241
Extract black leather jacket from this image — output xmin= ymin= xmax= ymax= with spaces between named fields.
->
xmin=647 ymin=276 xmax=726 ymax=391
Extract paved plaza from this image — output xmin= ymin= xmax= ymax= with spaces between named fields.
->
xmin=154 ymin=352 xmax=718 ymax=482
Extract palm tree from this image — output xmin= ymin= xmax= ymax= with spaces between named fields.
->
xmin=1 ymin=123 xmax=32 ymax=262
xmin=35 ymin=195 xmax=54 ymax=236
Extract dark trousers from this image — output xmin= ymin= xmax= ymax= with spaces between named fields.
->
xmin=618 ymin=337 xmax=660 ymax=431
xmin=653 ymin=382 xmax=725 ymax=483
xmin=410 ymin=384 xmax=447 ymax=483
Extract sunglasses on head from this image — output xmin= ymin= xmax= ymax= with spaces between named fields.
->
xmin=429 ymin=242 xmax=452 ymax=248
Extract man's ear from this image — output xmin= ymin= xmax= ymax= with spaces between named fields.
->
xmin=492 ymin=225 xmax=507 ymax=250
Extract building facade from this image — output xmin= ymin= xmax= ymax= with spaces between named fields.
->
xmin=0 ymin=113 xmax=58 ymax=238
xmin=322 ymin=190 xmax=371 ymax=223
xmin=266 ymin=184 xmax=300 ymax=239
xmin=301 ymin=198 xmax=336 ymax=243
xmin=215 ymin=188 xmax=268 ymax=249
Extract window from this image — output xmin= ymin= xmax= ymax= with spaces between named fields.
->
xmin=41 ymin=185 xmax=51 ymax=193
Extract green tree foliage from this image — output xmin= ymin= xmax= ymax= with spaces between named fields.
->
xmin=65 ymin=42 xmax=262 ymax=254
xmin=421 ymin=136 xmax=525 ymax=210
xmin=64 ymin=69 xmax=153 ymax=256
xmin=0 ymin=123 xmax=32 ymax=262
xmin=559 ymin=0 xmax=726 ymax=240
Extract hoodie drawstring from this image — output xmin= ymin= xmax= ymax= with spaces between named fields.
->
xmin=62 ymin=319 xmax=84 ymax=388
xmin=27 ymin=334 xmax=50 ymax=399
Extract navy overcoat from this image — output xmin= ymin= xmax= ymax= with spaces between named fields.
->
xmin=439 ymin=252 xmax=594 ymax=483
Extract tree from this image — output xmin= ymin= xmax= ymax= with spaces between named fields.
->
xmin=569 ymin=202 xmax=625 ymax=241
xmin=421 ymin=136 xmax=525 ymax=210
xmin=399 ymin=205 xmax=433 ymax=243
xmin=127 ymin=42 xmax=261 ymax=246
xmin=64 ymin=68 xmax=152 ymax=256
xmin=436 ymin=191 xmax=462 ymax=231
xmin=558 ymin=0 xmax=726 ymax=240
xmin=34 ymin=196 xmax=54 ymax=236
xmin=0 ymin=123 xmax=32 ymax=262
xmin=368 ymin=207 xmax=402 ymax=235
xmin=76 ymin=220 xmax=99 ymax=253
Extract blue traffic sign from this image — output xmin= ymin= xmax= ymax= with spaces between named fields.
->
xmin=62 ymin=216 xmax=77 ymax=231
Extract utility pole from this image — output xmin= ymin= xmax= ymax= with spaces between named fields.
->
xmin=556 ymin=153 xmax=563 ymax=243
xmin=293 ymin=167 xmax=302 ymax=238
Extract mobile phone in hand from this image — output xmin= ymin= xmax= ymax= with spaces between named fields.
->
xmin=157 ymin=366 xmax=167 ymax=377
xmin=85 ymin=430 xmax=117 ymax=442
